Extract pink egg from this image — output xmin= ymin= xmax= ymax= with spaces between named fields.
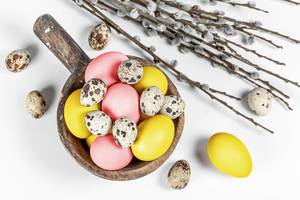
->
xmin=102 ymin=83 xmax=140 ymax=123
xmin=85 ymin=51 xmax=128 ymax=87
xmin=90 ymin=135 xmax=133 ymax=170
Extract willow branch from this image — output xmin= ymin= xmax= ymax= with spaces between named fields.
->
xmin=214 ymin=0 xmax=269 ymax=13
xmin=160 ymin=0 xmax=300 ymax=44
xmin=281 ymin=0 xmax=300 ymax=5
xmin=102 ymin=0 xmax=292 ymax=100
xmin=222 ymin=38 xmax=286 ymax=65
xmin=133 ymin=4 xmax=299 ymax=91
xmin=73 ymin=0 xmax=275 ymax=133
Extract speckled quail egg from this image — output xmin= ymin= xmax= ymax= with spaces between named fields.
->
xmin=140 ymin=86 xmax=164 ymax=116
xmin=118 ymin=59 xmax=144 ymax=84
xmin=5 ymin=49 xmax=30 ymax=73
xmin=85 ymin=110 xmax=112 ymax=136
xmin=88 ymin=22 xmax=111 ymax=50
xmin=247 ymin=87 xmax=272 ymax=116
xmin=160 ymin=95 xmax=185 ymax=119
xmin=25 ymin=91 xmax=46 ymax=119
xmin=112 ymin=116 xmax=138 ymax=148
xmin=80 ymin=78 xmax=107 ymax=107
xmin=167 ymin=160 xmax=191 ymax=190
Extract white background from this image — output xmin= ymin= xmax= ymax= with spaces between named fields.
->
xmin=1 ymin=0 xmax=300 ymax=199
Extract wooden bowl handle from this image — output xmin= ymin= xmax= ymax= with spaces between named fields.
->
xmin=33 ymin=14 xmax=90 ymax=74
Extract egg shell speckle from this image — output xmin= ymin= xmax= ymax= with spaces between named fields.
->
xmin=247 ymin=87 xmax=272 ymax=116
xmin=140 ymin=86 xmax=164 ymax=116
xmin=112 ymin=116 xmax=138 ymax=148
xmin=88 ymin=23 xmax=111 ymax=50
xmin=118 ymin=59 xmax=144 ymax=84
xmin=167 ymin=160 xmax=191 ymax=190
xmin=80 ymin=78 xmax=107 ymax=107
xmin=5 ymin=49 xmax=30 ymax=73
xmin=160 ymin=95 xmax=185 ymax=119
xmin=25 ymin=90 xmax=46 ymax=119
xmin=85 ymin=110 xmax=112 ymax=136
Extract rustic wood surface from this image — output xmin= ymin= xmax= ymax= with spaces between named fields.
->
xmin=33 ymin=14 xmax=184 ymax=181
xmin=33 ymin=14 xmax=90 ymax=74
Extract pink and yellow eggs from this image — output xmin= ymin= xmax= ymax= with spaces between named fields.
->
xmin=64 ymin=51 xmax=181 ymax=172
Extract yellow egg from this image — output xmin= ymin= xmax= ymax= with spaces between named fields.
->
xmin=207 ymin=132 xmax=253 ymax=178
xmin=134 ymin=66 xmax=168 ymax=95
xmin=132 ymin=114 xmax=174 ymax=161
xmin=86 ymin=135 xmax=98 ymax=147
xmin=64 ymin=89 xmax=99 ymax=139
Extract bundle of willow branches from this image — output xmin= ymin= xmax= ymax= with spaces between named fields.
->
xmin=73 ymin=0 xmax=300 ymax=133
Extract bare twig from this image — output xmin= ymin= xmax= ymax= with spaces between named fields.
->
xmin=281 ymin=0 xmax=300 ymax=5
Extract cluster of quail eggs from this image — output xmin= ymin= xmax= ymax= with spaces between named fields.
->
xmin=79 ymin=58 xmax=185 ymax=149
xmin=4 ymin=49 xmax=49 ymax=119
xmin=64 ymin=51 xmax=186 ymax=171
xmin=140 ymin=86 xmax=185 ymax=119
xmin=79 ymin=77 xmax=138 ymax=148
xmin=120 ymin=59 xmax=186 ymax=121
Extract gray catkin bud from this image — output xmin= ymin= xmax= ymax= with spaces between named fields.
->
xmin=209 ymin=0 xmax=217 ymax=6
xmin=254 ymin=20 xmax=263 ymax=27
xmin=182 ymin=36 xmax=192 ymax=43
xmin=157 ymin=24 xmax=167 ymax=32
xmin=178 ymin=46 xmax=190 ymax=54
xmin=174 ymin=11 xmax=185 ymax=19
xmin=117 ymin=9 xmax=126 ymax=17
xmin=147 ymin=1 xmax=157 ymax=12
xmin=250 ymin=72 xmax=260 ymax=79
xmin=90 ymin=0 xmax=98 ymax=4
xmin=133 ymin=35 xmax=141 ymax=41
xmin=247 ymin=1 xmax=256 ymax=8
xmin=247 ymin=36 xmax=255 ymax=45
xmin=149 ymin=46 xmax=156 ymax=52
xmin=170 ymin=37 xmax=181 ymax=46
xmin=174 ymin=22 xmax=184 ymax=30
xmin=197 ymin=23 xmax=207 ymax=31
xmin=129 ymin=8 xmax=139 ymax=19
xmin=182 ymin=25 xmax=193 ymax=33
xmin=201 ymin=84 xmax=210 ymax=91
xmin=194 ymin=45 xmax=204 ymax=54
xmin=142 ymin=19 xmax=151 ymax=28
xmin=223 ymin=25 xmax=234 ymax=35
xmin=170 ymin=59 xmax=178 ymax=67
xmin=75 ymin=0 xmax=84 ymax=6
xmin=145 ymin=28 xmax=158 ymax=37
xmin=204 ymin=31 xmax=214 ymax=42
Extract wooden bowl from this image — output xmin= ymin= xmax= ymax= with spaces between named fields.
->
xmin=34 ymin=14 xmax=184 ymax=181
